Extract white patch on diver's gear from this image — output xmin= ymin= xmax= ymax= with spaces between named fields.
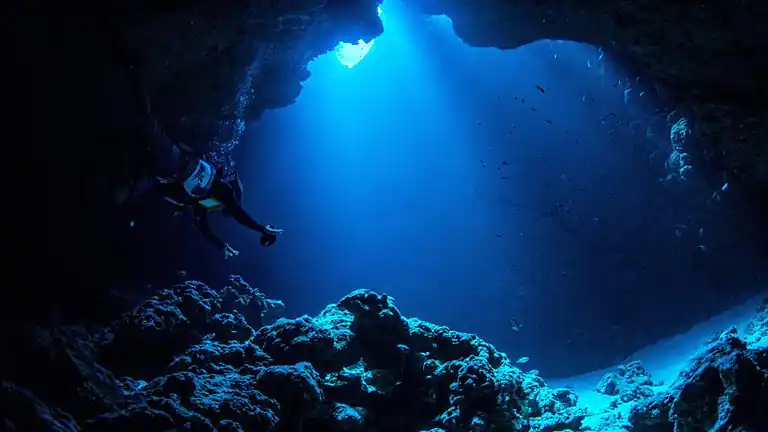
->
xmin=183 ymin=159 xmax=215 ymax=197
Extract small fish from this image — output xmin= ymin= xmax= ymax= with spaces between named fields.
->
xmin=536 ymin=85 xmax=546 ymax=94
xmin=177 ymin=270 xmax=187 ymax=278
xmin=500 ymin=176 xmax=510 ymax=180
xmin=666 ymin=110 xmax=677 ymax=123
xmin=496 ymin=232 xmax=504 ymax=237
xmin=639 ymin=91 xmax=645 ymax=97
xmin=696 ymin=245 xmax=707 ymax=252
xmin=517 ymin=356 xmax=530 ymax=364
xmin=587 ymin=60 xmax=592 ymax=68
xmin=129 ymin=220 xmax=135 ymax=228
xmin=646 ymin=124 xmax=654 ymax=140
xmin=623 ymin=88 xmax=632 ymax=104
xmin=581 ymin=94 xmax=586 ymax=102
xmin=698 ymin=228 xmax=704 ymax=238
xmin=545 ymin=120 xmax=552 ymax=124
xmin=626 ymin=120 xmax=642 ymax=134
xmin=502 ymin=160 xmax=510 ymax=165
xmin=531 ymin=107 xmax=537 ymax=112
xmin=510 ymin=317 xmax=522 ymax=331
xmin=721 ymin=182 xmax=729 ymax=192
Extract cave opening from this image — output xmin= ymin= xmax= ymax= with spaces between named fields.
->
xmin=334 ymin=6 xmax=383 ymax=68
xmin=223 ymin=0 xmax=768 ymax=380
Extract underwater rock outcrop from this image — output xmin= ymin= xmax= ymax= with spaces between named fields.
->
xmin=663 ymin=117 xmax=694 ymax=184
xmin=595 ymin=360 xmax=655 ymax=402
xmin=1 ymin=276 xmax=766 ymax=431
xmin=583 ymin=298 xmax=768 ymax=432
xmin=625 ymin=331 xmax=768 ymax=432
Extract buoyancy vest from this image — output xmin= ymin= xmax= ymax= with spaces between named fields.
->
xmin=183 ymin=159 xmax=215 ymax=198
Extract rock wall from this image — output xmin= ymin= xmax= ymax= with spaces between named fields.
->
xmin=1 ymin=276 xmax=766 ymax=431
xmin=587 ymin=304 xmax=768 ymax=432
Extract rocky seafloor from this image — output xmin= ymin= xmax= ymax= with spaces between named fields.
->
xmin=2 ymin=275 xmax=766 ymax=431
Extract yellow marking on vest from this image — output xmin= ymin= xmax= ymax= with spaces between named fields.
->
xmin=199 ymin=198 xmax=223 ymax=210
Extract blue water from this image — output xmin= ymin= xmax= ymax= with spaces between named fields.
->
xmin=124 ymin=0 xmax=766 ymax=378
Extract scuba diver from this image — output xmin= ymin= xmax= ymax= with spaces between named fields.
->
xmin=154 ymin=146 xmax=284 ymax=259
xmin=118 ymin=64 xmax=283 ymax=259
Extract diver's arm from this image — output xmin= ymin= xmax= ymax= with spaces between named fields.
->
xmin=194 ymin=207 xmax=227 ymax=250
xmin=228 ymin=205 xmax=267 ymax=234
xmin=214 ymin=182 xmax=267 ymax=234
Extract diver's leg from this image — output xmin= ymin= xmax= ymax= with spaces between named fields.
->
xmin=145 ymin=115 xmax=184 ymax=179
xmin=123 ymin=173 xmax=186 ymax=206
xmin=118 ymin=41 xmax=184 ymax=182
xmin=114 ymin=38 xmax=185 ymax=205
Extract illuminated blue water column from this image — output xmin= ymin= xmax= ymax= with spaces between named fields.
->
xmin=335 ymin=6 xmax=383 ymax=68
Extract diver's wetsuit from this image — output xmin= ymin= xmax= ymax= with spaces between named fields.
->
xmin=157 ymin=157 xmax=268 ymax=250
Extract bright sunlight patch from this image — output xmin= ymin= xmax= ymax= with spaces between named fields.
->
xmin=335 ymin=39 xmax=376 ymax=68
xmin=335 ymin=6 xmax=383 ymax=68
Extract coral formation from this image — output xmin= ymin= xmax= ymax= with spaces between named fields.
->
xmin=664 ymin=117 xmax=694 ymax=183
xmin=1 ymin=277 xmax=766 ymax=431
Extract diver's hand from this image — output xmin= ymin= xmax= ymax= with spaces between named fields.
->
xmin=260 ymin=224 xmax=283 ymax=247
xmin=224 ymin=244 xmax=239 ymax=259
